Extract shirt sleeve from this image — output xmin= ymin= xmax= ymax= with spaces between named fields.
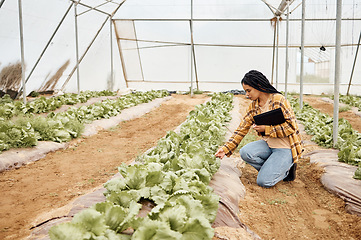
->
xmin=222 ymin=103 xmax=254 ymax=156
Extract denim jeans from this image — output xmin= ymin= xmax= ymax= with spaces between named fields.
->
xmin=239 ymin=140 xmax=293 ymax=188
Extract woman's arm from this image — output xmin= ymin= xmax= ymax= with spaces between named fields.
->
xmin=217 ymin=104 xmax=254 ymax=157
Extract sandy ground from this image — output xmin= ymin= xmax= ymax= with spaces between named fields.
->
xmin=0 ymin=94 xmax=360 ymax=240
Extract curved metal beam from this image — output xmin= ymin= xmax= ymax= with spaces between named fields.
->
xmin=261 ymin=0 xmax=276 ymax=15
xmin=0 ymin=0 xmax=6 ymax=9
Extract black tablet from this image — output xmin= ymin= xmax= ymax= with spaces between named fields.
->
xmin=253 ymin=108 xmax=286 ymax=126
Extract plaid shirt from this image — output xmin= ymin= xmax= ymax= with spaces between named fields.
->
xmin=222 ymin=93 xmax=303 ymax=162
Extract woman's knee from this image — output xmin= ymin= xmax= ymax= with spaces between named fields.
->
xmin=239 ymin=140 xmax=261 ymax=160
xmin=256 ymin=177 xmax=275 ymax=188
xmin=239 ymin=140 xmax=270 ymax=162
xmin=256 ymin=170 xmax=280 ymax=188
xmin=239 ymin=147 xmax=250 ymax=161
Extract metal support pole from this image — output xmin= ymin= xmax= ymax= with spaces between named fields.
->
xmin=0 ymin=0 xmax=6 ymax=9
xmin=113 ymin=21 xmax=129 ymax=88
xmin=346 ymin=30 xmax=361 ymax=95
xmin=18 ymin=0 xmax=26 ymax=103
xmin=276 ymin=17 xmax=280 ymax=89
xmin=300 ymin=0 xmax=305 ymax=108
xmin=74 ymin=3 xmax=80 ymax=93
xmin=109 ymin=1 xmax=128 ymax=89
xmin=75 ymin=1 xmax=110 ymax=17
xmin=132 ymin=21 xmax=144 ymax=81
xmin=190 ymin=42 xmax=193 ymax=97
xmin=271 ymin=18 xmax=277 ymax=85
xmin=189 ymin=20 xmax=199 ymax=91
xmin=191 ymin=37 xmax=199 ymax=90
xmin=333 ymin=0 xmax=342 ymax=147
xmin=285 ymin=0 xmax=290 ymax=98
xmin=190 ymin=0 xmax=194 ymax=96
xmin=110 ymin=17 xmax=114 ymax=90
xmin=15 ymin=3 xmax=74 ymax=99
xmin=189 ymin=0 xmax=199 ymax=91
xmin=61 ymin=15 xmax=111 ymax=91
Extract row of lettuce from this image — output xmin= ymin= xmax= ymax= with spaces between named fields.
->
xmin=0 ymin=90 xmax=169 ymax=153
xmin=48 ymin=92 xmax=233 ymax=240
xmin=334 ymin=94 xmax=361 ymax=111
xmin=290 ymin=97 xmax=361 ymax=180
xmin=0 ymin=90 xmax=116 ymax=118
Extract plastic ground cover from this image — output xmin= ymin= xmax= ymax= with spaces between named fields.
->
xmin=305 ymin=149 xmax=361 ymax=217
xmin=305 ymin=97 xmax=361 ymax=217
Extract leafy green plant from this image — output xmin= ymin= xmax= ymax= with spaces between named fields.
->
xmin=49 ymin=92 xmax=234 ymax=239
xmin=0 ymin=90 xmax=169 ymax=153
xmin=339 ymin=105 xmax=351 ymax=112
xmin=185 ymin=87 xmax=204 ymax=95
xmin=0 ymin=90 xmax=118 ymax=119
xmin=335 ymin=94 xmax=361 ymax=111
xmin=290 ymin=97 xmax=361 ymax=179
xmin=29 ymin=91 xmax=40 ymax=97
xmin=354 ymin=165 xmax=361 ymax=180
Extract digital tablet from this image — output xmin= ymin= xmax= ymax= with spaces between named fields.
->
xmin=253 ymin=108 xmax=286 ymax=126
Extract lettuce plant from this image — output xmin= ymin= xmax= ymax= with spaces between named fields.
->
xmin=0 ymin=90 xmax=117 ymax=119
xmin=49 ymin=92 xmax=234 ymax=239
xmin=290 ymin=98 xmax=361 ymax=180
xmin=0 ymin=90 xmax=169 ymax=153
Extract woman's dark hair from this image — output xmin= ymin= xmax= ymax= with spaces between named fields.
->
xmin=241 ymin=70 xmax=281 ymax=94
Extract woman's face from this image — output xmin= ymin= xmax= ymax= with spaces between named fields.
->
xmin=242 ymin=83 xmax=261 ymax=101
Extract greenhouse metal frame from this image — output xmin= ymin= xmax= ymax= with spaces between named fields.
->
xmin=2 ymin=0 xmax=361 ymax=145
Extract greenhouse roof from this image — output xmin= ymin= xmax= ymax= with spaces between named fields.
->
xmin=0 ymin=0 xmax=360 ymax=95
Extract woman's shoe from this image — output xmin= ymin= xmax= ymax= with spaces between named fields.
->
xmin=283 ymin=163 xmax=297 ymax=181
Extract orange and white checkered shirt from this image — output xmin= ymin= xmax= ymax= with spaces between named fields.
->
xmin=222 ymin=93 xmax=303 ymax=163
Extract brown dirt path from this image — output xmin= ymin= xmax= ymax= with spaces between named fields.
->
xmin=238 ymin=156 xmax=361 ymax=240
xmin=0 ymin=94 xmax=208 ymax=240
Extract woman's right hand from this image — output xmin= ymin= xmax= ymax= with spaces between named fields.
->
xmin=215 ymin=147 xmax=226 ymax=159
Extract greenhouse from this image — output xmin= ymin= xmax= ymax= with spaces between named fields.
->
xmin=0 ymin=0 xmax=361 ymax=240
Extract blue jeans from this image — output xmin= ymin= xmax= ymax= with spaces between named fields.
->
xmin=239 ymin=140 xmax=293 ymax=188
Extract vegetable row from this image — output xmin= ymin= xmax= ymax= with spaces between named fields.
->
xmin=333 ymin=94 xmax=361 ymax=111
xmin=49 ymin=92 xmax=234 ymax=240
xmin=290 ymin=98 xmax=361 ymax=180
xmin=0 ymin=90 xmax=116 ymax=118
xmin=0 ymin=90 xmax=169 ymax=153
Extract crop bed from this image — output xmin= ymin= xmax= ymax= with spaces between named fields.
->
xmin=0 ymin=93 xmax=360 ymax=240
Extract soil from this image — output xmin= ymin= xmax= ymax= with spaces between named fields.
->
xmin=0 ymin=94 xmax=360 ymax=240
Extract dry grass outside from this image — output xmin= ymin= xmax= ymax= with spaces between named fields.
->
xmin=38 ymin=60 xmax=70 ymax=92
xmin=0 ymin=61 xmax=23 ymax=91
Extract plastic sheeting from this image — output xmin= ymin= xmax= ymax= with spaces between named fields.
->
xmin=305 ymin=149 xmax=361 ymax=217
xmin=303 ymin=97 xmax=361 ymax=216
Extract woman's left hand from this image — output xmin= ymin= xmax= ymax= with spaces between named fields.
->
xmin=252 ymin=124 xmax=266 ymax=133
xmin=215 ymin=148 xmax=226 ymax=159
